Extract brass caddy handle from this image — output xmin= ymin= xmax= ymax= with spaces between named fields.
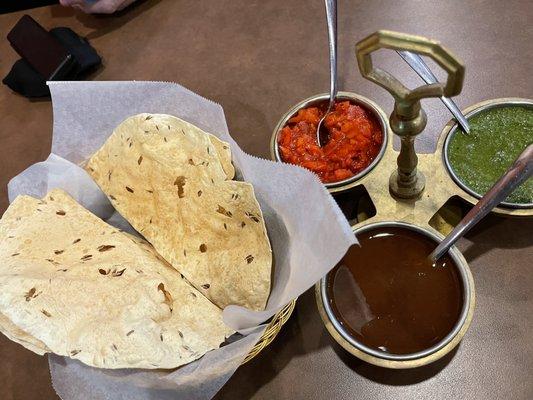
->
xmin=356 ymin=30 xmax=464 ymax=110
xmin=355 ymin=30 xmax=465 ymax=199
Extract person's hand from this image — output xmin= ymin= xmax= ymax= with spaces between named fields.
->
xmin=59 ymin=0 xmax=137 ymax=14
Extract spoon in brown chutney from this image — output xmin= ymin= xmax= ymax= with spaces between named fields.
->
xmin=430 ymin=144 xmax=533 ymax=262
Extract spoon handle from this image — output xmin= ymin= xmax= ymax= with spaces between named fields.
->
xmin=430 ymin=144 xmax=533 ymax=261
xmin=325 ymin=0 xmax=337 ymax=113
xmin=396 ymin=50 xmax=470 ymax=134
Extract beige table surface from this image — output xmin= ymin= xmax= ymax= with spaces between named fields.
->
xmin=0 ymin=1 xmax=532 ymax=399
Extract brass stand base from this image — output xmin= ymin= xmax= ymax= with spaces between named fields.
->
xmin=355 ymin=130 xmax=457 ymax=232
xmin=389 ymin=170 xmax=426 ymax=199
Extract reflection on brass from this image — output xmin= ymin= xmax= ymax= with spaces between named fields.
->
xmin=428 ymin=198 xmax=465 ymax=236
xmin=356 ymin=30 xmax=465 ymax=199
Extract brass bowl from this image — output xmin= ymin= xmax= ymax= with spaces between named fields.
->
xmin=316 ymin=221 xmax=476 ymax=369
xmin=439 ymin=97 xmax=533 ymax=213
xmin=270 ymin=92 xmax=390 ymax=194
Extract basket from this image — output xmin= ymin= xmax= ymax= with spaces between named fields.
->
xmin=241 ymin=299 xmax=297 ymax=364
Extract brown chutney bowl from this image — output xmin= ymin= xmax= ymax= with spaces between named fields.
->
xmin=270 ymin=92 xmax=390 ymax=194
xmin=315 ymin=221 xmax=476 ymax=369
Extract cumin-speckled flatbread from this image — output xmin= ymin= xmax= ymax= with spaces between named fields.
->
xmin=0 ymin=189 xmax=232 ymax=369
xmin=86 ymin=113 xmax=272 ymax=311
xmin=0 ymin=312 xmax=49 ymax=355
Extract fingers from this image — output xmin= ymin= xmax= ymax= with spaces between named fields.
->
xmin=59 ymin=0 xmax=86 ymax=6
xmin=59 ymin=0 xmax=137 ymax=14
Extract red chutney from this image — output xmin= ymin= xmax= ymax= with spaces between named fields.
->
xmin=278 ymin=101 xmax=383 ymax=183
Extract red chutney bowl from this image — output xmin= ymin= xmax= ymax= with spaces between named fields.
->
xmin=270 ymin=92 xmax=390 ymax=193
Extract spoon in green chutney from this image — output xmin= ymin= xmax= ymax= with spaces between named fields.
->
xmin=429 ymin=143 xmax=533 ymax=262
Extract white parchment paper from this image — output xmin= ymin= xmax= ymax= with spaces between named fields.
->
xmin=7 ymin=81 xmax=356 ymax=400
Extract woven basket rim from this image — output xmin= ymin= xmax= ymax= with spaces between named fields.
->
xmin=241 ymin=299 xmax=297 ymax=365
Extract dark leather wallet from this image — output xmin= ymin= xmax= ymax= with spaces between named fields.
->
xmin=7 ymin=14 xmax=76 ymax=80
xmin=3 ymin=16 xmax=101 ymax=98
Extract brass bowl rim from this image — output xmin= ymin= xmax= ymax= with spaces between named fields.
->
xmin=316 ymin=220 xmax=475 ymax=367
xmin=442 ymin=97 xmax=533 ymax=209
xmin=270 ymin=92 xmax=389 ymax=193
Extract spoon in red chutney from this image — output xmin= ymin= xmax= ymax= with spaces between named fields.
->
xmin=316 ymin=0 xmax=338 ymax=147
xmin=430 ymin=144 xmax=533 ymax=262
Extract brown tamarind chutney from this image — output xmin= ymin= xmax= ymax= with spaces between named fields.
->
xmin=326 ymin=226 xmax=463 ymax=355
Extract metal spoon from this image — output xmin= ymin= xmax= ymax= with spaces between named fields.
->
xmin=429 ymin=144 xmax=533 ymax=262
xmin=397 ymin=50 xmax=471 ymax=134
xmin=316 ymin=0 xmax=337 ymax=147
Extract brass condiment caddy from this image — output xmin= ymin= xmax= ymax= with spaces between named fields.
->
xmin=271 ymin=30 xmax=532 ymax=368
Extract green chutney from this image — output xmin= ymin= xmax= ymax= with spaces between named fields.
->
xmin=448 ymin=105 xmax=533 ymax=205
